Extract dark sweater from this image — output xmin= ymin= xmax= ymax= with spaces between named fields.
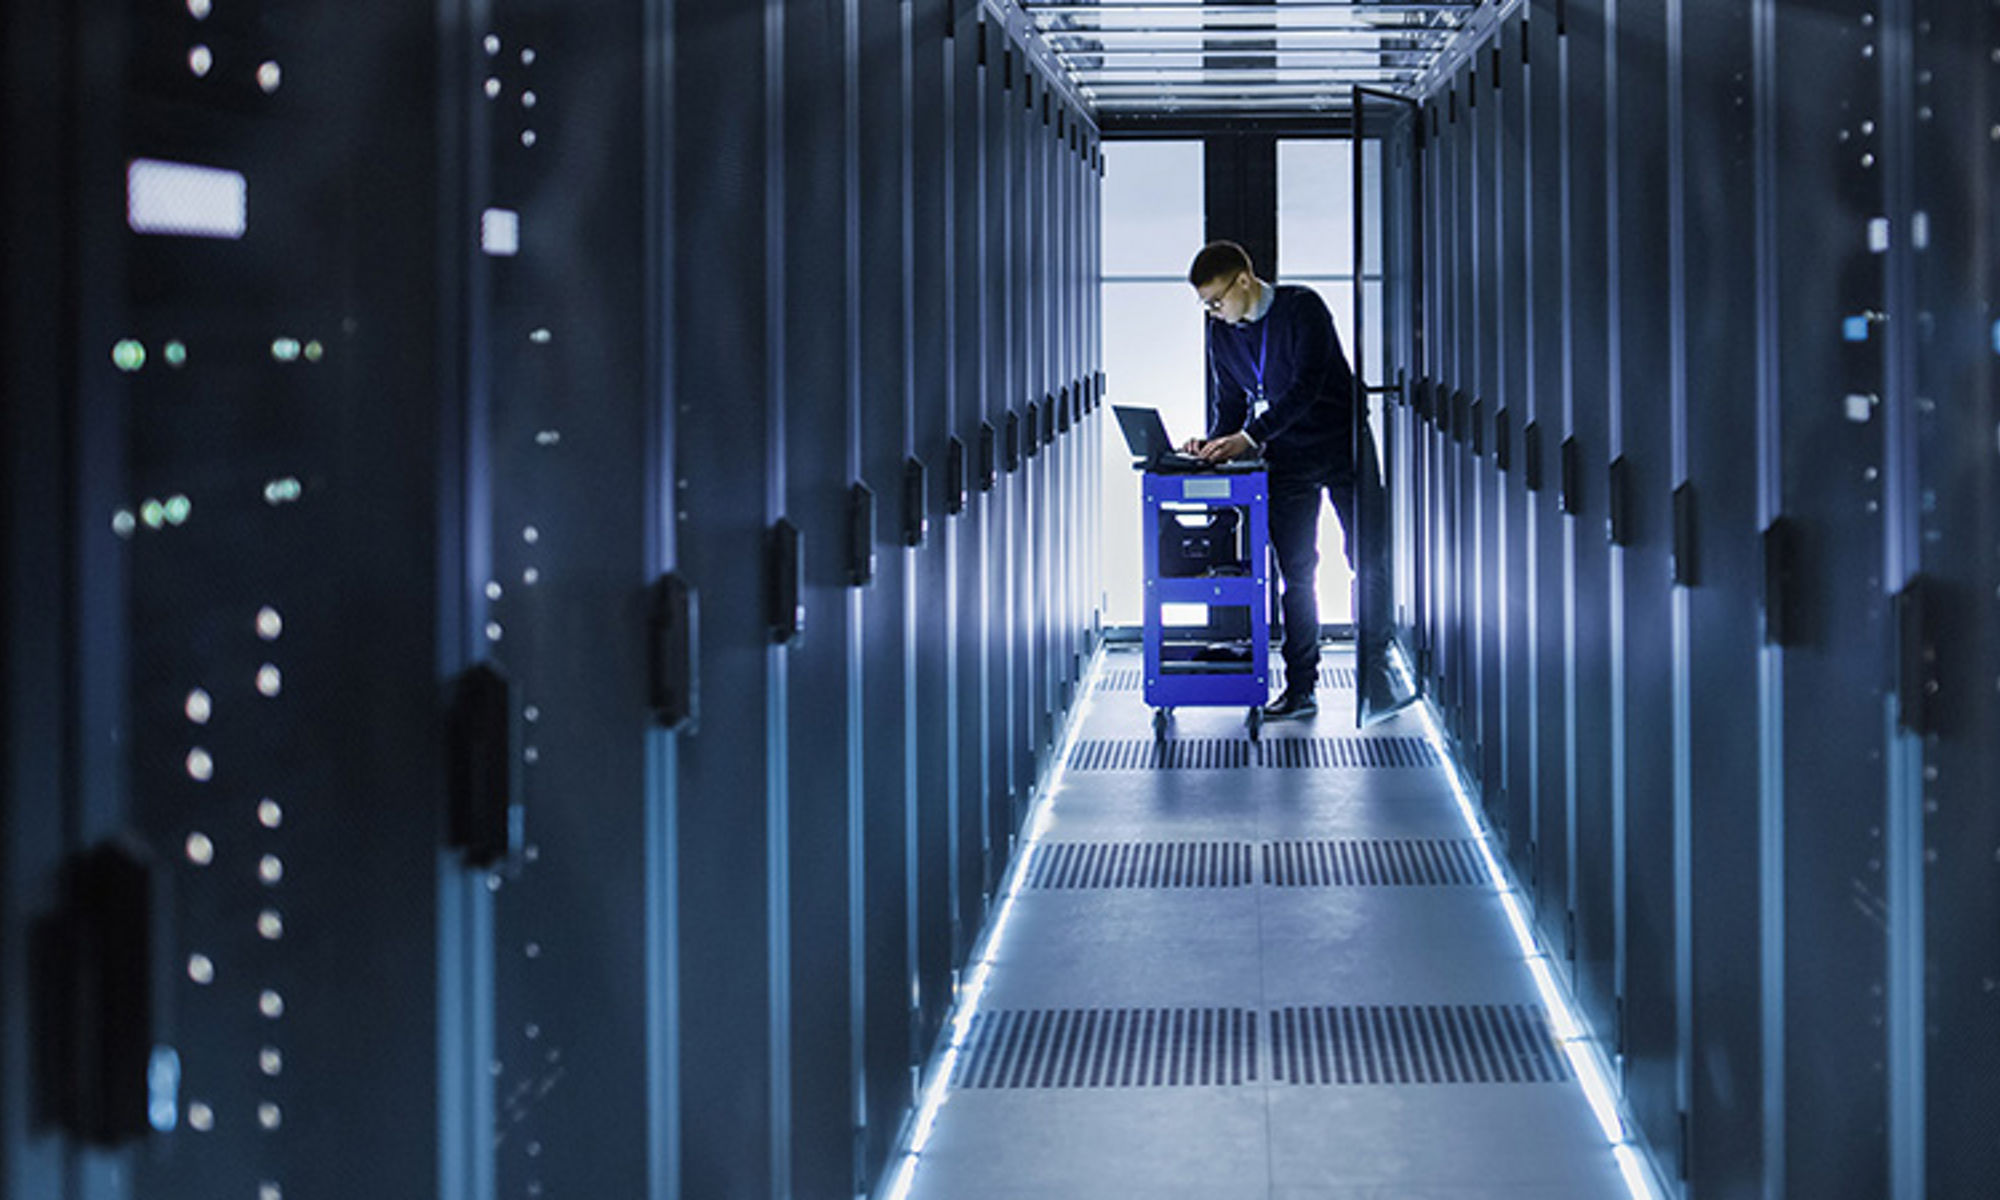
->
xmin=1204 ymin=283 xmax=1357 ymax=476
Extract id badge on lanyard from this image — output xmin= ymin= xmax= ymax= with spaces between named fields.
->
xmin=1248 ymin=321 xmax=1270 ymax=417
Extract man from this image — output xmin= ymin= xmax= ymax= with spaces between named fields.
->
xmin=1184 ymin=240 xmax=1394 ymax=719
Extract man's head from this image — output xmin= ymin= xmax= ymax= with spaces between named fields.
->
xmin=1189 ymin=241 xmax=1257 ymax=325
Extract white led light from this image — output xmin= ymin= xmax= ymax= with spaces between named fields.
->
xmin=188 ymin=45 xmax=213 ymax=76
xmin=485 ymin=76 xmax=503 ymax=98
xmin=486 ymin=621 xmax=504 ymax=642
xmin=187 ymin=0 xmax=212 ymax=18
xmin=520 ymin=129 xmax=538 ymax=148
xmin=481 ymin=207 xmax=520 ymax=256
xmin=523 ymin=568 xmax=541 ymax=585
xmin=484 ymin=34 xmax=500 ymax=55
xmin=112 ymin=509 xmax=137 ymax=537
xmin=879 ymin=647 xmax=1104 ymax=1200
xmin=260 ymin=854 xmax=284 ymax=884
xmin=186 ymin=832 xmax=215 ymax=865
xmin=128 ymin=158 xmax=246 ymax=239
xmin=520 ymin=47 xmax=537 ymax=65
xmin=256 ymin=664 xmax=282 ymax=696
xmin=185 ymin=688 xmax=213 ymax=724
xmin=486 ymin=581 xmax=504 ymax=601
xmin=261 ymin=1183 xmax=282 ymax=1200
xmin=258 ymin=1102 xmax=282 ymax=1130
xmin=258 ymin=798 xmax=283 ymax=828
xmin=257 ymin=61 xmax=281 ymax=93
xmin=260 ymin=1047 xmax=283 ymax=1076
xmin=259 ymin=989 xmax=284 ymax=1019
xmin=188 ymin=1102 xmax=214 ymax=1132
xmin=522 ymin=526 xmax=540 ymax=544
xmin=187 ymin=748 xmax=215 ymax=781
xmin=257 ymin=606 xmax=284 ymax=640
xmin=257 ymin=910 xmax=283 ymax=940
xmin=188 ymin=954 xmax=215 ymax=984
xmin=1410 ymin=693 xmax=1664 ymax=1200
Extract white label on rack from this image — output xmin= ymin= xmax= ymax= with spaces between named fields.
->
xmin=1181 ymin=478 xmax=1231 ymax=500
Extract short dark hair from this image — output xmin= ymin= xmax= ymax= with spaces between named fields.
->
xmin=1188 ymin=240 xmax=1253 ymax=288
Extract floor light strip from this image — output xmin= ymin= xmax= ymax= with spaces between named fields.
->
xmin=877 ymin=646 xmax=1107 ymax=1200
xmin=1412 ymin=696 xmax=1666 ymax=1200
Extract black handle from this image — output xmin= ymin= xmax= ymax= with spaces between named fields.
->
xmin=1524 ymin=420 xmax=1543 ymax=491
xmin=1057 ymin=386 xmax=1072 ymax=434
xmin=1559 ymin=436 xmax=1580 ymax=514
xmin=945 ymin=436 xmax=967 ymax=515
xmin=978 ymin=421 xmax=997 ymax=490
xmin=1451 ymin=389 xmax=1468 ymax=444
xmin=1003 ymin=411 xmax=1021 ymax=472
xmin=1495 ymin=407 xmax=1512 ymax=471
xmin=648 ymin=573 xmax=699 ymax=731
xmin=767 ymin=517 xmax=803 ymax=644
xmin=1094 ymin=370 xmax=1106 ymax=409
xmin=1470 ymin=397 xmax=1486 ymax=458
xmin=903 ymin=457 xmax=928 ymax=547
xmin=1607 ymin=456 xmax=1630 ymax=545
xmin=448 ymin=660 xmax=522 ymax=867
xmin=847 ymin=482 xmax=876 ymax=586
xmin=1023 ymin=400 xmax=1040 ymax=458
xmin=40 ymin=838 xmax=159 ymax=1146
xmin=1761 ymin=516 xmax=1795 ymax=646
xmin=1895 ymin=576 xmax=1934 ymax=734
xmin=1671 ymin=482 xmax=1696 ymax=586
xmin=1414 ymin=378 xmax=1433 ymax=426
xmin=1042 ymin=393 xmax=1058 ymax=444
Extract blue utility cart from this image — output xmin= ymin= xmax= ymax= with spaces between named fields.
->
xmin=1140 ymin=468 xmax=1271 ymax=741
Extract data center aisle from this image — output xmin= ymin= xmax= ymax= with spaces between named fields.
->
xmin=899 ymin=644 xmax=1636 ymax=1200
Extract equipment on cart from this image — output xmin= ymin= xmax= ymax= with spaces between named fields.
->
xmin=1136 ymin=466 xmax=1272 ymax=742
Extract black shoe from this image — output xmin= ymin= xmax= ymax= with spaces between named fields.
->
xmin=1262 ymin=691 xmax=1317 ymax=720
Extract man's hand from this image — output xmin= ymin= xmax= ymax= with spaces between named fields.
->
xmin=1196 ymin=431 xmax=1254 ymax=463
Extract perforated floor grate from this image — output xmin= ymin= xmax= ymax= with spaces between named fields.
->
xmin=1099 ymin=665 xmax=1357 ymax=692
xmin=1268 ymin=1005 xmax=1572 ymax=1085
xmin=1066 ymin=737 xmax=1437 ymax=771
xmin=1263 ymin=840 xmax=1487 ymax=886
xmin=1027 ymin=842 xmax=1256 ymax=888
xmin=951 ymin=1007 xmax=1260 ymax=1088
xmin=1067 ymin=739 xmax=1254 ymax=771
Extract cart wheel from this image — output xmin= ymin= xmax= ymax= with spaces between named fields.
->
xmin=1152 ymin=708 xmax=1170 ymax=742
xmin=1246 ymin=706 xmax=1264 ymax=742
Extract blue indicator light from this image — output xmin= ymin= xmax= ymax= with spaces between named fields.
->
xmin=148 ymin=1046 xmax=181 ymax=1132
xmin=1843 ymin=316 xmax=1871 ymax=343
xmin=1990 ymin=319 xmax=1999 ymax=356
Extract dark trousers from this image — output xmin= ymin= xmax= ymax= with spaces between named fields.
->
xmin=1266 ymin=422 xmax=1392 ymax=697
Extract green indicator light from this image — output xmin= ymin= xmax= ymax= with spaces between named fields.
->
xmin=140 ymin=500 xmax=166 ymax=529
xmin=163 ymin=495 xmax=192 ymax=525
xmin=164 ymin=340 xmax=188 ymax=367
xmin=113 ymin=340 xmax=146 ymax=372
xmin=271 ymin=338 xmax=301 ymax=362
xmin=303 ymin=340 xmax=324 ymax=362
xmin=263 ymin=478 xmax=303 ymax=505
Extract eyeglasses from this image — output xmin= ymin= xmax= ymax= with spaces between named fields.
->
xmin=1198 ymin=273 xmax=1241 ymax=313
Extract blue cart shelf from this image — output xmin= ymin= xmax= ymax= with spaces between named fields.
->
xmin=1140 ymin=468 xmax=1271 ymax=741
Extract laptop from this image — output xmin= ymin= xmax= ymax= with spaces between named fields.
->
xmin=1112 ymin=405 xmax=1263 ymax=474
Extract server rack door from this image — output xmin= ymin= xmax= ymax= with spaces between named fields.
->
xmin=1910 ymin=0 xmax=2000 ymax=1190
xmin=55 ymin=3 xmax=449 ymax=1196
xmin=1526 ymin=0 xmax=1572 ymax=974
xmin=464 ymin=5 xmax=664 ymax=1196
xmin=1680 ymin=0 xmax=1768 ymax=1189
xmin=3 ymin=2 xmax=71 ymax=1192
xmin=1474 ymin=54 xmax=1505 ymax=815
xmin=908 ymin=0 xmax=956 ymax=1058
xmin=854 ymin=0 xmax=916 ymax=1180
xmin=1770 ymin=0 xmax=1893 ymax=1190
xmin=1007 ymin=59 xmax=1035 ymax=830
xmin=949 ymin=4 xmax=992 ymax=944
xmin=671 ymin=0 xmax=786 ymax=1193
xmin=1563 ymin=0 xmax=1619 ymax=1044
xmin=782 ymin=0 xmax=861 ymax=1193
xmin=1499 ymin=14 xmax=1538 ymax=886
xmin=1607 ymin=0 xmax=1683 ymax=1167
xmin=1444 ymin=80 xmax=1470 ymax=741
xmin=983 ymin=40 xmax=1017 ymax=882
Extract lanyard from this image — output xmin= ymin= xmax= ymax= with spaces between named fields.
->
xmin=1248 ymin=320 xmax=1269 ymax=403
